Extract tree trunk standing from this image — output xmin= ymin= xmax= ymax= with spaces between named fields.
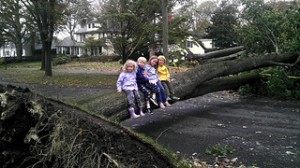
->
xmin=15 ymin=39 xmax=23 ymax=61
xmin=86 ymin=51 xmax=299 ymax=121
xmin=21 ymin=0 xmax=56 ymax=76
xmin=44 ymin=42 xmax=52 ymax=76
xmin=161 ymin=0 xmax=169 ymax=63
xmin=41 ymin=48 xmax=45 ymax=70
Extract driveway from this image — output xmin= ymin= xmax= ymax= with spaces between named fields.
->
xmin=121 ymin=91 xmax=300 ymax=168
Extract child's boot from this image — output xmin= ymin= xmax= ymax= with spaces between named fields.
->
xmin=129 ymin=108 xmax=140 ymax=118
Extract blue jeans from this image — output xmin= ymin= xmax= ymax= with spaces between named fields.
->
xmin=156 ymin=81 xmax=167 ymax=104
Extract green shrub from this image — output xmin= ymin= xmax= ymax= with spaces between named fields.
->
xmin=53 ymin=54 xmax=71 ymax=65
xmin=0 ymin=57 xmax=4 ymax=64
xmin=205 ymin=144 xmax=235 ymax=156
xmin=78 ymin=55 xmax=120 ymax=62
xmin=238 ymin=67 xmax=300 ymax=100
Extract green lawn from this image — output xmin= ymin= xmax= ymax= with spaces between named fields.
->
xmin=0 ymin=61 xmax=120 ymax=87
xmin=0 ymin=61 xmax=41 ymax=68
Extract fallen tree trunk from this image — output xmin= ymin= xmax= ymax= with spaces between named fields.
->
xmin=185 ymin=72 xmax=261 ymax=99
xmin=192 ymin=46 xmax=245 ymax=61
xmin=203 ymin=51 xmax=245 ymax=64
xmin=85 ymin=52 xmax=298 ymax=121
xmin=173 ymin=52 xmax=299 ymax=99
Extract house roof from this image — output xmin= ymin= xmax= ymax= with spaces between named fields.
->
xmin=75 ymin=28 xmax=117 ymax=34
xmin=75 ymin=28 xmax=99 ymax=34
xmin=56 ymin=37 xmax=84 ymax=47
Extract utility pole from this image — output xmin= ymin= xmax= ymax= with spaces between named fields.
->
xmin=161 ymin=0 xmax=169 ymax=64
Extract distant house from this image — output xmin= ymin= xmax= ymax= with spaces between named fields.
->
xmin=0 ymin=20 xmax=116 ymax=58
xmin=0 ymin=41 xmax=32 ymax=57
xmin=168 ymin=33 xmax=213 ymax=62
xmin=185 ymin=36 xmax=213 ymax=55
xmin=70 ymin=20 xmax=115 ymax=57
xmin=56 ymin=37 xmax=84 ymax=57
xmin=55 ymin=20 xmax=116 ymax=57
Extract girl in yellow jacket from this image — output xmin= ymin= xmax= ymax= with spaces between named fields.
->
xmin=157 ymin=55 xmax=180 ymax=101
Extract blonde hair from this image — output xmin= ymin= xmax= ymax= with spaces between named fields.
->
xmin=137 ymin=57 xmax=147 ymax=63
xmin=122 ymin=59 xmax=137 ymax=72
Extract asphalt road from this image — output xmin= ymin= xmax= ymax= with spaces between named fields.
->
xmin=121 ymin=91 xmax=300 ymax=168
xmin=0 ymin=77 xmax=299 ymax=167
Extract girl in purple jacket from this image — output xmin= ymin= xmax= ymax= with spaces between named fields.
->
xmin=117 ymin=60 xmax=145 ymax=118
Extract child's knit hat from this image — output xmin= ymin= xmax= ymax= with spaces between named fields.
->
xmin=157 ymin=55 xmax=166 ymax=62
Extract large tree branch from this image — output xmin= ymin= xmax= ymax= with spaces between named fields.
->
xmin=185 ymin=72 xmax=260 ymax=99
xmin=192 ymin=46 xmax=245 ymax=61
xmin=173 ymin=52 xmax=299 ymax=99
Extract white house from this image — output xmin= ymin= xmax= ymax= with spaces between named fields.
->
xmin=0 ymin=41 xmax=32 ymax=57
xmin=185 ymin=36 xmax=213 ymax=55
xmin=55 ymin=20 xmax=115 ymax=57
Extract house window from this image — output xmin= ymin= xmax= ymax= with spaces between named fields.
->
xmin=88 ymin=24 xmax=91 ymax=28
xmin=186 ymin=41 xmax=193 ymax=48
xmin=5 ymin=51 xmax=10 ymax=56
xmin=80 ymin=35 xmax=85 ymax=42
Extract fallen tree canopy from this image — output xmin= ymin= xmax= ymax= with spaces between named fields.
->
xmin=86 ymin=50 xmax=299 ymax=121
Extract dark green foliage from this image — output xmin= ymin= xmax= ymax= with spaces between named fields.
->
xmin=238 ymin=0 xmax=300 ymax=53
xmin=206 ymin=1 xmax=239 ymax=48
xmin=239 ymin=67 xmax=300 ymax=100
xmin=266 ymin=67 xmax=300 ymax=99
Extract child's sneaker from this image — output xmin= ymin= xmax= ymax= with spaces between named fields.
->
xmin=159 ymin=103 xmax=166 ymax=109
xmin=171 ymin=96 xmax=180 ymax=101
xmin=146 ymin=108 xmax=153 ymax=114
xmin=164 ymin=101 xmax=171 ymax=107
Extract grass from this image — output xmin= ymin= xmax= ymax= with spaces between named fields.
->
xmin=0 ymin=61 xmax=120 ymax=87
xmin=205 ymin=143 xmax=236 ymax=156
xmin=0 ymin=61 xmax=41 ymax=68
xmin=0 ymin=69 xmax=118 ymax=87
xmin=0 ymin=60 xmax=188 ymax=87
xmin=54 ymin=61 xmax=122 ymax=71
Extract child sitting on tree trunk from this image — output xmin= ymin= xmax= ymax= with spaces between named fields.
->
xmin=145 ymin=56 xmax=171 ymax=108
xmin=157 ymin=55 xmax=180 ymax=101
xmin=117 ymin=60 xmax=145 ymax=118
xmin=136 ymin=57 xmax=160 ymax=114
